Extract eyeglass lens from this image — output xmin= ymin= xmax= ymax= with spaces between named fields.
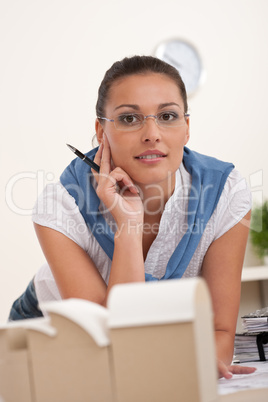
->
xmin=114 ymin=112 xmax=187 ymax=131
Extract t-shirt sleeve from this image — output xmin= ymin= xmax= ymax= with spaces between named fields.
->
xmin=213 ymin=169 xmax=252 ymax=240
xmin=32 ymin=181 xmax=90 ymax=252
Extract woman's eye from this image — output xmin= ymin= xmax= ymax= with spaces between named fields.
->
xmin=159 ymin=112 xmax=179 ymax=121
xmin=118 ymin=114 xmax=141 ymax=125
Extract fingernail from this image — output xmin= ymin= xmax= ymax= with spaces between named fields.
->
xmin=129 ymin=184 xmax=139 ymax=194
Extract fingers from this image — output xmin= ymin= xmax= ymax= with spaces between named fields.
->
xmin=218 ymin=360 xmax=257 ymax=380
xmin=100 ymin=134 xmax=112 ymax=175
xmin=218 ymin=360 xmax=233 ymax=379
xmin=93 ymin=142 xmax=103 ymax=167
xmin=93 ymin=135 xmax=139 ymax=195
xmin=108 ymin=168 xmax=139 ymax=195
xmin=228 ymin=364 xmax=257 ymax=376
xmin=91 ymin=134 xmax=111 ymax=179
xmin=91 ymin=142 xmax=103 ymax=183
xmin=97 ymin=167 xmax=139 ymax=201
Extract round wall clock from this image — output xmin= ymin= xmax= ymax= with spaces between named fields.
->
xmin=155 ymin=39 xmax=205 ymax=96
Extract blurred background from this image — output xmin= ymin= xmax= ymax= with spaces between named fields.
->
xmin=1 ymin=0 xmax=267 ymax=321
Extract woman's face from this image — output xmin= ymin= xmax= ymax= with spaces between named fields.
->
xmin=96 ymin=73 xmax=189 ymax=187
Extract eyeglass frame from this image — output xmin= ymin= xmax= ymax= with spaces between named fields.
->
xmin=97 ymin=111 xmax=190 ymax=132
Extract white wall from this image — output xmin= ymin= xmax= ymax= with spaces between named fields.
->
xmin=1 ymin=0 xmax=268 ymax=321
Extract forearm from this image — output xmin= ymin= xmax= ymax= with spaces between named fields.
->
xmin=92 ymin=138 xmax=146 ymax=306
xmin=103 ymin=223 xmax=145 ymax=305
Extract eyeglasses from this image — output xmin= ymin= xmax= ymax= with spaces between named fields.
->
xmin=97 ymin=111 xmax=190 ymax=132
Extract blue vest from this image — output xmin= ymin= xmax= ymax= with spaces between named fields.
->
xmin=60 ymin=147 xmax=234 ymax=280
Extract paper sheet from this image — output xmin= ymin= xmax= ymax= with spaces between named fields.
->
xmin=218 ymin=361 xmax=268 ymax=395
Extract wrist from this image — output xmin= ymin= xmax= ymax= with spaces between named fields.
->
xmin=215 ymin=330 xmax=234 ymax=366
xmin=115 ymin=219 xmax=144 ymax=239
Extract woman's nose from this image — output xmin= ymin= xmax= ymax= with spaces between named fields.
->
xmin=140 ymin=117 xmax=161 ymax=143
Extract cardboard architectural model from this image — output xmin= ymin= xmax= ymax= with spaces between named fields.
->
xmin=108 ymin=278 xmax=218 ymax=402
xmin=0 ymin=301 xmax=112 ymax=402
xmin=1 ymin=278 xmax=267 ymax=402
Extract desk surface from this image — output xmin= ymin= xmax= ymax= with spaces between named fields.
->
xmin=218 ymin=361 xmax=268 ymax=400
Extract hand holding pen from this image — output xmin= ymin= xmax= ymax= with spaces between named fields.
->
xmin=67 ymin=137 xmax=142 ymax=228
xmin=93 ymin=136 xmax=142 ymax=226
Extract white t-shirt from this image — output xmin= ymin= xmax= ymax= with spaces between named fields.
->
xmin=32 ymin=163 xmax=251 ymax=304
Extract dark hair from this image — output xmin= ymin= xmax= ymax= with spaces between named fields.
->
xmin=95 ymin=55 xmax=188 ymax=117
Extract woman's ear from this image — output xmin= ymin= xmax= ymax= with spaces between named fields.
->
xmin=95 ymin=118 xmax=104 ymax=144
xmin=184 ymin=116 xmax=190 ymax=145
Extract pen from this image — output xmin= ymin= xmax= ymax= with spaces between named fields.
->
xmin=66 ymin=144 xmax=100 ymax=173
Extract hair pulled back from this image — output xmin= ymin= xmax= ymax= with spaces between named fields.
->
xmin=96 ymin=55 xmax=188 ymax=117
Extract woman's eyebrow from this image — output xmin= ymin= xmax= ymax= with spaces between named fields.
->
xmin=113 ymin=102 xmax=181 ymax=112
xmin=158 ymin=102 xmax=181 ymax=110
xmin=114 ymin=104 xmax=140 ymax=111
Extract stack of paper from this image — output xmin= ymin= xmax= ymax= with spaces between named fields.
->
xmin=242 ymin=307 xmax=268 ymax=332
xmin=234 ymin=307 xmax=268 ymax=363
xmin=234 ymin=333 xmax=268 ymax=362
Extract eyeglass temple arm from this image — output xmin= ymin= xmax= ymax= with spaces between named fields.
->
xmin=97 ymin=116 xmax=114 ymax=122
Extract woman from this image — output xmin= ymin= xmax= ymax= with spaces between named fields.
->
xmin=9 ymin=55 xmax=255 ymax=379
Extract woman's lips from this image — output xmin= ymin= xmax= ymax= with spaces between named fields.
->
xmin=135 ymin=153 xmax=167 ymax=164
xmin=136 ymin=153 xmax=166 ymax=159
xmin=135 ymin=149 xmax=166 ymax=156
